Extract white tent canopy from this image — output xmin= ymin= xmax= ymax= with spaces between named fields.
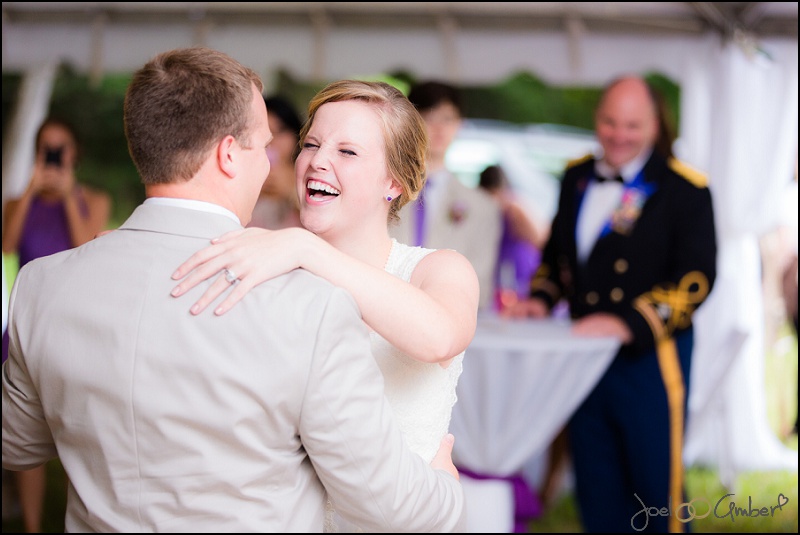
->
xmin=2 ymin=2 xmax=798 ymax=486
xmin=1 ymin=2 xmax=797 ymax=87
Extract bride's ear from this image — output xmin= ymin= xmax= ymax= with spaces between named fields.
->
xmin=388 ymin=178 xmax=403 ymax=200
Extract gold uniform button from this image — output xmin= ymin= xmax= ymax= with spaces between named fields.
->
xmin=614 ymin=259 xmax=628 ymax=274
xmin=610 ymin=288 xmax=624 ymax=302
xmin=586 ymin=291 xmax=599 ymax=305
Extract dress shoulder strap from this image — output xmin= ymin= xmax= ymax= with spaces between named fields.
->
xmin=384 ymin=239 xmax=437 ymax=282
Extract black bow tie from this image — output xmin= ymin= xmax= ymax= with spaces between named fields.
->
xmin=597 ymin=174 xmax=624 ymax=184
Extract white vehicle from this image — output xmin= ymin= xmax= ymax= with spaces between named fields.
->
xmin=446 ymin=118 xmax=599 ymax=222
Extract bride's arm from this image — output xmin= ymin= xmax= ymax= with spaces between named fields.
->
xmin=170 ymin=227 xmax=479 ymax=363
xmin=306 ymin=244 xmax=478 ymax=364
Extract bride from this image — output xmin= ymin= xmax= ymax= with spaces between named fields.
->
xmin=170 ymin=80 xmax=479 ymax=531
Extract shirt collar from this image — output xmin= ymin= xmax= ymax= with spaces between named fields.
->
xmin=595 ymin=147 xmax=653 ymax=184
xmin=144 ymin=197 xmax=241 ymax=225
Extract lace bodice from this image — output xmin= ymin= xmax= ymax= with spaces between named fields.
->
xmin=371 ymin=239 xmax=464 ymax=462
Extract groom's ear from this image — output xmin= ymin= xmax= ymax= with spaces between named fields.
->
xmin=217 ymin=135 xmax=238 ymax=179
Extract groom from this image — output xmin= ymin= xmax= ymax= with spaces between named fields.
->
xmin=2 ymin=47 xmax=464 ymax=532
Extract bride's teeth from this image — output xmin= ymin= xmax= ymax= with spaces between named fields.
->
xmin=308 ymin=180 xmax=341 ymax=195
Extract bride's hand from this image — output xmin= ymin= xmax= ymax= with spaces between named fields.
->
xmin=170 ymin=226 xmax=307 ymax=315
xmin=430 ymin=434 xmax=459 ymax=480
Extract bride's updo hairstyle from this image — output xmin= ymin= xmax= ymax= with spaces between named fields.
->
xmin=299 ymin=80 xmax=428 ymax=224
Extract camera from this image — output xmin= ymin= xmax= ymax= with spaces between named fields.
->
xmin=44 ymin=146 xmax=64 ymax=168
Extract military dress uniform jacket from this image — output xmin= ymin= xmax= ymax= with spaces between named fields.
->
xmin=530 ymin=151 xmax=717 ymax=355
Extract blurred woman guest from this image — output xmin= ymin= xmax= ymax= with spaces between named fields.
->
xmin=248 ymin=95 xmax=303 ymax=230
xmin=478 ymin=164 xmax=548 ymax=311
xmin=1 ymin=116 xmax=110 ymax=533
xmin=2 ymin=117 xmax=111 ymax=269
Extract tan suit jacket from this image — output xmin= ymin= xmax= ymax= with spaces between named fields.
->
xmin=390 ymin=172 xmax=502 ymax=309
xmin=2 ymin=203 xmax=464 ymax=532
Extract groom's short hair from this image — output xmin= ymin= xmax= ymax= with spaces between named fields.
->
xmin=124 ymin=46 xmax=263 ymax=186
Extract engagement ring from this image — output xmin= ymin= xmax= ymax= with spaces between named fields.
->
xmin=224 ymin=268 xmax=239 ymax=284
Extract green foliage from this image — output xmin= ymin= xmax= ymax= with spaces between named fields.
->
xmin=645 ymin=72 xmax=681 ymax=137
xmin=1 ymin=72 xmax=22 ymax=133
xmin=47 ymin=65 xmax=142 ymax=224
xmin=4 ymin=66 xmax=681 ymax=226
xmin=3 ymin=65 xmax=142 ymax=225
xmin=459 ymin=70 xmax=680 ymax=131
xmin=277 ymin=69 xmax=680 ymax=132
xmin=270 ymin=68 xmax=321 ymax=123
xmin=462 ymin=71 xmax=600 ymax=129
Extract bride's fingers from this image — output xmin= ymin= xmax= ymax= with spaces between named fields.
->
xmin=189 ymin=273 xmax=234 ymax=315
xmin=210 ymin=228 xmax=247 ymax=244
xmin=173 ymin=228 xmax=264 ymax=280
xmin=171 ymin=255 xmax=232 ymax=296
xmin=172 ymin=241 xmax=232 ymax=280
xmin=213 ymin=278 xmax=257 ymax=316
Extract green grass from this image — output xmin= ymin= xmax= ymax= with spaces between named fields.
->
xmin=685 ymin=458 xmax=798 ymax=533
xmin=3 ymin=252 xmax=19 ymax=291
xmin=530 ymin=458 xmax=798 ymax=533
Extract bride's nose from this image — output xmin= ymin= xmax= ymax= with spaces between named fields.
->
xmin=309 ymin=148 xmax=330 ymax=172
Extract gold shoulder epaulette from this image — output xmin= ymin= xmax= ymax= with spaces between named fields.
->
xmin=566 ymin=153 xmax=593 ymax=169
xmin=668 ymin=158 xmax=708 ymax=188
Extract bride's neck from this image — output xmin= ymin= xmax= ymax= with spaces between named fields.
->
xmin=327 ymin=232 xmax=393 ymax=270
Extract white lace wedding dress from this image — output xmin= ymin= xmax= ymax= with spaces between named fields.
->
xmin=325 ymin=239 xmax=465 ymax=533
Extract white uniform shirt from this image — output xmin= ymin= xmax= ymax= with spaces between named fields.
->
xmin=575 ymin=149 xmax=652 ymax=263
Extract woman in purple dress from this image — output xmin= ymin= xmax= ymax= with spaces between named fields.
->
xmin=478 ymin=165 xmax=548 ymax=312
xmin=3 ymin=117 xmax=111 ymax=269
xmin=1 ymin=117 xmax=110 ymax=533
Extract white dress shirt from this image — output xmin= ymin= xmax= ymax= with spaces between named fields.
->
xmin=575 ymin=149 xmax=652 ymax=263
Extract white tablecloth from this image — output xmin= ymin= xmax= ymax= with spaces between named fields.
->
xmin=452 ymin=314 xmax=621 ymax=475
xmin=450 ymin=314 xmax=620 ymax=532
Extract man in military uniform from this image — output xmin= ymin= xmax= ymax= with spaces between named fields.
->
xmin=511 ymin=76 xmax=717 ymax=532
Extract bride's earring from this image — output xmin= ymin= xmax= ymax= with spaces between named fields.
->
xmin=386 ymin=195 xmax=393 ymax=202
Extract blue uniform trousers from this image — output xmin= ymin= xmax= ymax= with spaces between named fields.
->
xmin=568 ymin=329 xmax=693 ymax=533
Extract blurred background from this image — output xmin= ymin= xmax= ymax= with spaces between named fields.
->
xmin=2 ymin=2 xmax=797 ymax=532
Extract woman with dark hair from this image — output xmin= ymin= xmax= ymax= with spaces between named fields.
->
xmin=478 ymin=164 xmax=547 ymax=311
xmin=2 ymin=117 xmax=111 ymax=268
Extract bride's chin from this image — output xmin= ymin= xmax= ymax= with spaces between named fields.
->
xmin=299 ymin=214 xmax=327 ymax=236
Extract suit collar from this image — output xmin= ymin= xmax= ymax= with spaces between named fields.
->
xmin=120 ymin=203 xmax=243 ymax=240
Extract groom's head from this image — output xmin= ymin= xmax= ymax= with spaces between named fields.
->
xmin=124 ymin=46 xmax=271 ymax=224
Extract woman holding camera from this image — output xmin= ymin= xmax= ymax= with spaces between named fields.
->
xmin=1 ymin=117 xmax=110 ymax=533
xmin=2 ymin=117 xmax=111 ymax=269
